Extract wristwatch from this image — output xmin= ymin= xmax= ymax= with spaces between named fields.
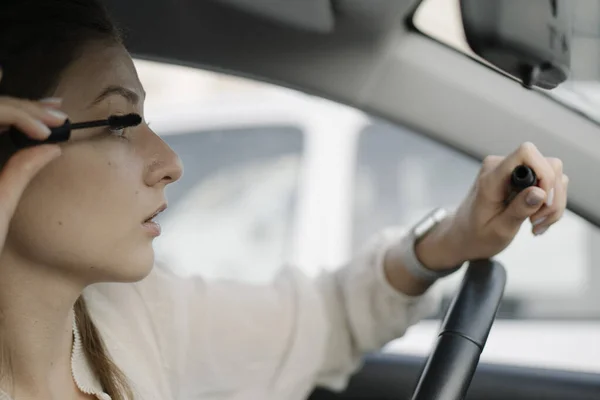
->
xmin=398 ymin=208 xmax=464 ymax=282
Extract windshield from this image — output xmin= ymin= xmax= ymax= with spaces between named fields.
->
xmin=413 ymin=0 xmax=600 ymax=124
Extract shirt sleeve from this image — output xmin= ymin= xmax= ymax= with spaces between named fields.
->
xmin=312 ymin=227 xmax=441 ymax=390
xmin=130 ymin=227 xmax=441 ymax=397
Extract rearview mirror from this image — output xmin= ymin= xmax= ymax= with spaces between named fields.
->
xmin=459 ymin=0 xmax=572 ymax=89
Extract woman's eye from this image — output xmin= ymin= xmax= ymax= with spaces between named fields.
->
xmin=108 ymin=127 xmax=127 ymax=138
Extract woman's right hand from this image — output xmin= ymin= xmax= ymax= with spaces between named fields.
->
xmin=0 ymin=71 xmax=67 ymax=243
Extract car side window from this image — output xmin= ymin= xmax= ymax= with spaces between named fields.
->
xmin=353 ymin=118 xmax=600 ymax=320
xmin=354 ymin=118 xmax=600 ymax=371
xmin=154 ymin=127 xmax=303 ymax=283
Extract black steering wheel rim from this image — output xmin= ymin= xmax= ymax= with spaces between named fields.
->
xmin=410 ymin=259 xmax=507 ymax=400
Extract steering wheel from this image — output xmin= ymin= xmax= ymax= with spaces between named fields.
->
xmin=410 ymin=259 xmax=507 ymax=400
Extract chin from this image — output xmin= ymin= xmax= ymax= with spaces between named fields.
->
xmin=103 ymin=250 xmax=156 ymax=283
xmin=116 ymin=264 xmax=155 ymax=283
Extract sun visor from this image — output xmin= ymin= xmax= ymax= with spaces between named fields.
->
xmin=210 ymin=0 xmax=335 ymax=33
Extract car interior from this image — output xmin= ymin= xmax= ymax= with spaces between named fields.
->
xmin=102 ymin=0 xmax=600 ymax=399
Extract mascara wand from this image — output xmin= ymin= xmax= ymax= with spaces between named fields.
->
xmin=9 ymin=113 xmax=142 ymax=148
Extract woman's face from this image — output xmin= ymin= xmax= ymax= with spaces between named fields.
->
xmin=4 ymin=42 xmax=183 ymax=284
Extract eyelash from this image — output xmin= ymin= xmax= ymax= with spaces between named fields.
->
xmin=105 ymin=118 xmax=150 ymax=140
xmin=108 ymin=126 xmax=128 ymax=139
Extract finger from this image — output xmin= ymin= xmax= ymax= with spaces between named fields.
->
xmin=502 ymin=185 xmax=547 ymax=226
xmin=0 ymin=104 xmax=58 ymax=140
xmin=0 ymin=145 xmax=62 ymax=230
xmin=0 ymin=97 xmax=67 ymax=128
xmin=480 ymin=155 xmax=503 ymax=174
xmin=473 ymin=155 xmax=505 ymax=203
xmin=529 ymin=157 xmax=564 ymax=224
xmin=531 ymin=173 xmax=569 ymax=236
xmin=38 ymin=97 xmax=63 ymax=108
xmin=486 ymin=142 xmax=556 ymax=203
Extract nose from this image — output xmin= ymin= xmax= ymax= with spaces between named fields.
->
xmin=144 ymin=132 xmax=184 ymax=188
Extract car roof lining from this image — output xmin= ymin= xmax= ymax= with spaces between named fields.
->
xmin=208 ymin=0 xmax=336 ymax=33
xmin=103 ymin=0 xmax=600 ymax=227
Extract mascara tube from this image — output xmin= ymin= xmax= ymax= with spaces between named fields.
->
xmin=505 ymin=165 xmax=537 ymax=204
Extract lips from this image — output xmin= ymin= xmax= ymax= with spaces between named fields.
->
xmin=144 ymin=203 xmax=167 ymax=223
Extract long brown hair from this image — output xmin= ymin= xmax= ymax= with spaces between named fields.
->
xmin=0 ymin=0 xmax=133 ymax=398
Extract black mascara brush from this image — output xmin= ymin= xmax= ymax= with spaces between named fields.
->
xmin=9 ymin=113 xmax=142 ymax=148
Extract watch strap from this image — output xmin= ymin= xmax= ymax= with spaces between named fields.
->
xmin=399 ymin=208 xmax=464 ymax=282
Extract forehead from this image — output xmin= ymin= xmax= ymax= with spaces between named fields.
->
xmin=52 ymin=42 xmax=144 ymax=111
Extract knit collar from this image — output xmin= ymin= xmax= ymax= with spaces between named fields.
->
xmin=71 ymin=313 xmax=111 ymax=400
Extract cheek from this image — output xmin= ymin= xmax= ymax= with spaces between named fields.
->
xmin=8 ymin=144 xmax=145 ymax=265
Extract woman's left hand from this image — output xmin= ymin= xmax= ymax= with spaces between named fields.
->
xmin=417 ymin=142 xmax=568 ymax=270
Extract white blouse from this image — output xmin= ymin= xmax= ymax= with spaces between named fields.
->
xmin=2 ymin=228 xmax=440 ymax=400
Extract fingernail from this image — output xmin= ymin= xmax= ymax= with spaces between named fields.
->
xmin=33 ymin=119 xmax=51 ymax=137
xmin=45 ymin=108 xmax=67 ymax=121
xmin=532 ymin=216 xmax=547 ymax=226
xmin=546 ymin=187 xmax=555 ymax=206
xmin=40 ymin=97 xmax=63 ymax=106
xmin=526 ymin=190 xmax=544 ymax=206
xmin=534 ymin=226 xmax=548 ymax=236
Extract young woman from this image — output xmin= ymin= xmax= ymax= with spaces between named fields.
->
xmin=0 ymin=0 xmax=568 ymax=399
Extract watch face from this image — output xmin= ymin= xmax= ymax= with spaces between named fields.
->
xmin=414 ymin=208 xmax=448 ymax=239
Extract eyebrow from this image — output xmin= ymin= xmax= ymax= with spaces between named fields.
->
xmin=89 ymin=85 xmax=145 ymax=107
